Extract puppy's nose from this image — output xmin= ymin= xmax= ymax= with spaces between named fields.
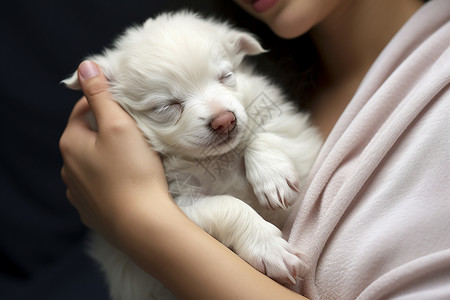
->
xmin=210 ymin=111 xmax=236 ymax=135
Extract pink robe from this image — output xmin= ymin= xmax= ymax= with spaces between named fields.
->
xmin=284 ymin=0 xmax=450 ymax=298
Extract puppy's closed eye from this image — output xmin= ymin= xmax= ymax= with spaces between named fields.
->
xmin=219 ymin=71 xmax=236 ymax=86
xmin=149 ymin=101 xmax=183 ymax=124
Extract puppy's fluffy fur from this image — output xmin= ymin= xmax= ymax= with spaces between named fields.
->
xmin=64 ymin=11 xmax=322 ymax=300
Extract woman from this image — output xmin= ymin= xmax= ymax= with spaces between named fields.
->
xmin=60 ymin=0 xmax=450 ymax=299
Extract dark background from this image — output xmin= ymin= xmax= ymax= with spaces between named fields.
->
xmin=0 ymin=1 xmax=315 ymax=299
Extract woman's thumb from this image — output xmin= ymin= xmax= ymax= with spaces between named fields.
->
xmin=77 ymin=61 xmax=118 ymax=126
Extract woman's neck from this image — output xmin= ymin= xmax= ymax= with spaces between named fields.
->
xmin=308 ymin=0 xmax=423 ymax=138
xmin=311 ymin=0 xmax=423 ymax=85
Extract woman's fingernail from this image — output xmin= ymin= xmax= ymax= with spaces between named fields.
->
xmin=79 ymin=61 xmax=99 ymax=80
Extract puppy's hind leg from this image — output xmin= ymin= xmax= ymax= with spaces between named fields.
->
xmin=180 ymin=195 xmax=307 ymax=285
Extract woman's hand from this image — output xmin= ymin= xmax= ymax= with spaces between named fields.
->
xmin=59 ymin=61 xmax=169 ymax=242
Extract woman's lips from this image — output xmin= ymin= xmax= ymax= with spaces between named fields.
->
xmin=242 ymin=0 xmax=279 ymax=13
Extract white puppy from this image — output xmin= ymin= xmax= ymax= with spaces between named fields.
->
xmin=63 ymin=11 xmax=322 ymax=300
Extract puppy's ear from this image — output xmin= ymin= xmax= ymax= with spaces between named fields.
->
xmin=61 ymin=55 xmax=114 ymax=90
xmin=61 ymin=70 xmax=81 ymax=90
xmin=226 ymin=31 xmax=267 ymax=65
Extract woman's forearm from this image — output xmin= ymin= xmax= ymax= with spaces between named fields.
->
xmin=112 ymin=192 xmax=307 ymax=300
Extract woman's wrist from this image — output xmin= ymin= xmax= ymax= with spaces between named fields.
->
xmin=104 ymin=188 xmax=178 ymax=249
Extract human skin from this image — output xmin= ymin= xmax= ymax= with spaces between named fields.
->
xmin=60 ymin=0 xmax=423 ymax=298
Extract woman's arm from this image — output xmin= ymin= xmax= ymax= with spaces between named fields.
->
xmin=59 ymin=61 xmax=307 ymax=300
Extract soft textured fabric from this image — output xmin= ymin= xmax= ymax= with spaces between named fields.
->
xmin=284 ymin=0 xmax=450 ymax=299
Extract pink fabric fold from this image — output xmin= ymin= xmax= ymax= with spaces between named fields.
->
xmin=284 ymin=0 xmax=450 ymax=298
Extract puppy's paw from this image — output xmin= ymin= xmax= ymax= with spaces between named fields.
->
xmin=247 ymin=161 xmax=301 ymax=210
xmin=238 ymin=223 xmax=308 ymax=286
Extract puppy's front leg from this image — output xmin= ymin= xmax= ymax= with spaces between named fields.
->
xmin=180 ymin=195 xmax=306 ymax=285
xmin=245 ymin=133 xmax=301 ymax=210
